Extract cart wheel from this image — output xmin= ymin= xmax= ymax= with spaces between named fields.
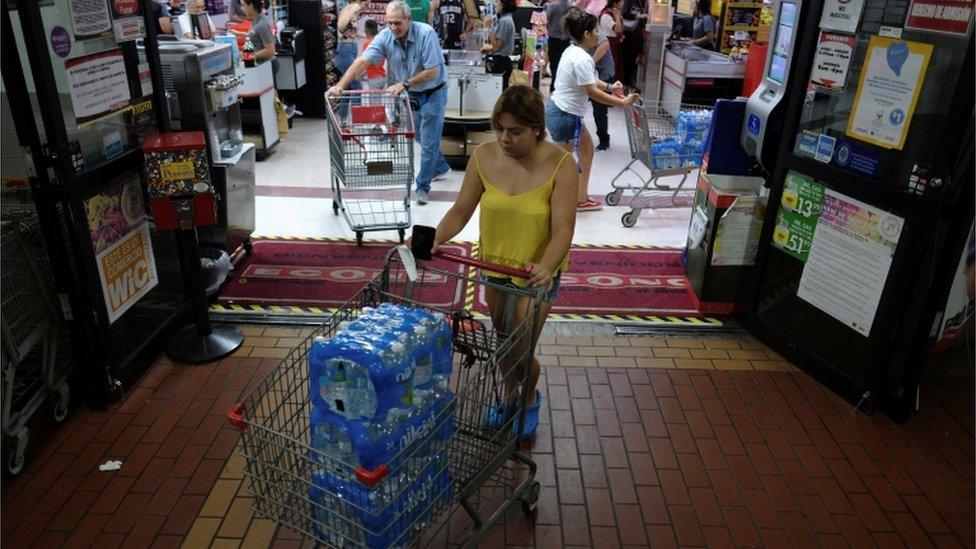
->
xmin=519 ymin=481 xmax=541 ymax=514
xmin=6 ymin=428 xmax=28 ymax=476
xmin=356 ymin=231 xmax=364 ymax=246
xmin=605 ymin=189 xmax=623 ymax=207
xmin=621 ymin=210 xmax=639 ymax=228
xmin=398 ymin=229 xmax=405 ymax=243
xmin=52 ymin=384 xmax=70 ymax=423
xmin=332 ymin=200 xmax=340 ymax=215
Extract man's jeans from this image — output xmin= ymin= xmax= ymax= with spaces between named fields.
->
xmin=412 ymin=85 xmax=450 ymax=194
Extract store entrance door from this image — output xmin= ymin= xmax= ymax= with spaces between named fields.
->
xmin=3 ymin=1 xmax=191 ymax=405
xmin=741 ymin=0 xmax=974 ymax=421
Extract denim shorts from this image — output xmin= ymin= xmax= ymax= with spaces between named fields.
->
xmin=481 ymin=272 xmax=562 ymax=304
xmin=546 ymin=101 xmax=580 ymax=143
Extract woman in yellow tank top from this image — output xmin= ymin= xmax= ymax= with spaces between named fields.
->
xmin=429 ymin=85 xmax=577 ymax=438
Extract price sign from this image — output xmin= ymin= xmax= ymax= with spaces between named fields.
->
xmin=772 ymin=171 xmax=825 ymax=262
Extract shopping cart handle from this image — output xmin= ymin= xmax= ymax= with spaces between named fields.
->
xmin=432 ymin=250 xmax=533 ymax=279
xmin=228 ymin=404 xmax=247 ymax=430
xmin=356 ymin=464 xmax=390 ymax=486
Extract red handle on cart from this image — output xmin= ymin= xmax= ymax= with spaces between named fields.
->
xmin=432 ymin=249 xmax=533 ymax=279
xmin=228 ymin=404 xmax=248 ymax=429
xmin=356 ymin=464 xmax=391 ymax=487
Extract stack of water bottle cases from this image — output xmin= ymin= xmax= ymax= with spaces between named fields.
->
xmin=308 ymin=303 xmax=456 ymax=547
xmin=652 ymin=109 xmax=714 ymax=170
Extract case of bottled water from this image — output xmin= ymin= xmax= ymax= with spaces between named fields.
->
xmin=306 ymin=303 xmax=457 ymax=547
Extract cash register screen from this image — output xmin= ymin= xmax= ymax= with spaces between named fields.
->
xmin=766 ymin=2 xmax=797 ymax=84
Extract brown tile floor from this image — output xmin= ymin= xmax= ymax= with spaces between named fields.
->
xmin=2 ymin=325 xmax=973 ymax=548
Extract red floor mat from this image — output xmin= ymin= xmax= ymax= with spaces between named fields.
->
xmin=218 ymin=238 xmax=472 ymax=310
xmin=472 ymin=246 xmax=699 ymax=317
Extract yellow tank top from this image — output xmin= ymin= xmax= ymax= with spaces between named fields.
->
xmin=476 ymin=149 xmax=572 ymax=286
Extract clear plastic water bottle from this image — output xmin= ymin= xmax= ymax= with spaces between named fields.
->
xmin=343 ymin=362 xmax=378 ymax=420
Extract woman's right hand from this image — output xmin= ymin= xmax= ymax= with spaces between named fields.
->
xmin=622 ymin=92 xmax=639 ymax=106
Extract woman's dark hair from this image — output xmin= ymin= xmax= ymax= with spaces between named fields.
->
xmin=695 ymin=0 xmax=711 ymax=16
xmin=604 ymin=0 xmax=620 ymax=10
xmin=562 ymin=7 xmax=598 ymax=42
xmin=241 ymin=0 xmax=265 ymax=9
xmin=491 ymin=85 xmax=547 ymax=142
xmin=500 ymin=0 xmax=517 ymax=15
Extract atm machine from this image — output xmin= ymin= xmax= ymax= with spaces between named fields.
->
xmin=741 ymin=0 xmax=802 ymax=176
xmin=739 ymin=0 xmax=974 ymax=421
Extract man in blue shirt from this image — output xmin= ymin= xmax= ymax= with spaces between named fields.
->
xmin=328 ymin=0 xmax=450 ymax=205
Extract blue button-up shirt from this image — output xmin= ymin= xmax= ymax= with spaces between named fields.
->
xmin=363 ymin=22 xmax=446 ymax=92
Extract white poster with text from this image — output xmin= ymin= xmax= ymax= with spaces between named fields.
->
xmin=812 ymin=32 xmax=857 ymax=89
xmin=797 ymin=189 xmax=904 ymax=336
xmin=819 ymin=0 xmax=867 ymax=32
xmin=96 ymin=223 xmax=158 ymax=323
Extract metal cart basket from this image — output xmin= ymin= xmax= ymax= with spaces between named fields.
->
xmin=1 ymin=212 xmax=71 ymax=475
xmin=606 ymin=100 xmax=713 ymax=228
xmin=228 ymin=248 xmax=546 ymax=547
xmin=327 ymin=91 xmax=416 ymax=245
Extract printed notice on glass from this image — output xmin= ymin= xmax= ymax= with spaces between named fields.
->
xmin=712 ymin=196 xmax=766 ymax=266
xmin=65 ymin=49 xmax=132 ymax=128
xmin=847 ymin=36 xmax=933 ymax=149
xmin=772 ymin=171 xmax=824 ymax=262
xmin=69 ymin=0 xmax=112 ymax=39
xmin=797 ymin=189 xmax=904 ymax=336
xmin=819 ymin=0 xmax=867 ymax=32
xmin=96 ymin=223 xmax=158 ymax=323
xmin=811 ymin=32 xmax=856 ymax=90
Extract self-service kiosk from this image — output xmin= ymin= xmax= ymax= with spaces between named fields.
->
xmin=740 ymin=0 xmax=802 ymax=174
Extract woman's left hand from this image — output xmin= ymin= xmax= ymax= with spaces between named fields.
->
xmin=524 ymin=262 xmax=554 ymax=288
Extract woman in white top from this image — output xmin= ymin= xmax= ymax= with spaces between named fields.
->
xmin=545 ymin=8 xmax=637 ymax=211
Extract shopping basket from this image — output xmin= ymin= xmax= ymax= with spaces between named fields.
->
xmin=327 ymin=91 xmax=415 ymax=245
xmin=228 ymin=247 xmax=547 ymax=547
xmin=606 ymin=99 xmax=713 ymax=228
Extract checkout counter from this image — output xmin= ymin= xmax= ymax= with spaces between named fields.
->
xmin=238 ymin=60 xmax=280 ymax=160
xmin=440 ymin=49 xmax=505 ymax=169
xmin=662 ymin=42 xmax=747 ymax=108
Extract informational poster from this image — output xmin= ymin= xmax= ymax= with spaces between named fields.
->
xmin=711 ymin=195 xmax=766 ymax=266
xmin=847 ymin=36 xmax=933 ymax=149
xmin=773 ymin=171 xmax=825 ymax=262
xmin=797 ymin=189 xmax=904 ymax=336
xmin=65 ymin=49 xmax=132 ymax=127
xmin=68 ymin=0 xmax=112 ymax=39
xmin=811 ymin=32 xmax=857 ymax=89
xmin=905 ymin=0 xmax=974 ymax=35
xmin=111 ymin=0 xmax=146 ymax=41
xmin=86 ymin=178 xmax=156 ymax=323
xmin=819 ymin=0 xmax=867 ymax=32
xmin=95 ymin=224 xmax=158 ymax=323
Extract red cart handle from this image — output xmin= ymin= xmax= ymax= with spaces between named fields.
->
xmin=228 ymin=404 xmax=248 ymax=429
xmin=432 ymin=249 xmax=533 ymax=279
xmin=356 ymin=464 xmax=391 ymax=486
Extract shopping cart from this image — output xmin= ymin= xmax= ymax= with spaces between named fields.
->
xmin=1 ymin=214 xmax=71 ymax=475
xmin=327 ymin=91 xmax=416 ymax=245
xmin=605 ymin=100 xmax=713 ymax=228
xmin=228 ymin=247 xmax=546 ymax=547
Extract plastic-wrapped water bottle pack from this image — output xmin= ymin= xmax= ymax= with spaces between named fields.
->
xmin=307 ymin=303 xmax=456 ymax=548
xmin=651 ymin=109 xmax=713 ymax=170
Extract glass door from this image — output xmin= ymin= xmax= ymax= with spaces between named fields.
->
xmin=5 ymin=0 xmax=190 ymax=400
xmin=742 ymin=0 xmax=974 ymax=420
